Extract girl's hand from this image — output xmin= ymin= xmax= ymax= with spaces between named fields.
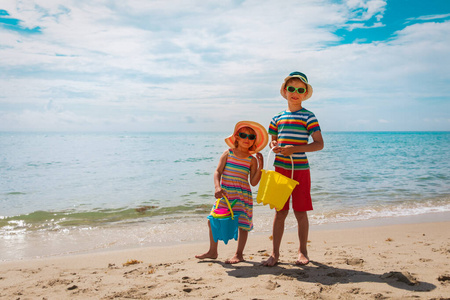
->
xmin=214 ymin=187 xmax=225 ymax=199
xmin=255 ymin=153 xmax=264 ymax=169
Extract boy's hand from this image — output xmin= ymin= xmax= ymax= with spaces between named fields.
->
xmin=270 ymin=140 xmax=278 ymax=149
xmin=271 ymin=141 xmax=282 ymax=153
xmin=214 ymin=187 xmax=225 ymax=199
xmin=279 ymin=145 xmax=296 ymax=156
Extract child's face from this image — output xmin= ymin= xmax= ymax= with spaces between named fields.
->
xmin=285 ymin=79 xmax=308 ymax=104
xmin=236 ymin=127 xmax=256 ymax=149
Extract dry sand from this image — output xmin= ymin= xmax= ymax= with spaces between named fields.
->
xmin=1 ymin=219 xmax=449 ymax=299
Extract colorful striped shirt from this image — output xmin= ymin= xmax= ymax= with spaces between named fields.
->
xmin=268 ymin=108 xmax=321 ymax=170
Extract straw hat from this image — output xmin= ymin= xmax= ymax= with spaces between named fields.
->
xmin=225 ymin=121 xmax=269 ymax=154
xmin=280 ymin=71 xmax=313 ymax=101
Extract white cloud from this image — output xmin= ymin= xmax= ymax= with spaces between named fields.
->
xmin=0 ymin=0 xmax=449 ymax=132
xmin=407 ymin=13 xmax=450 ymax=22
xmin=345 ymin=0 xmax=386 ymax=21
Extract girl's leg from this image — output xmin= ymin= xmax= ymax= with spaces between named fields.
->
xmin=225 ymin=228 xmax=248 ymax=264
xmin=195 ymin=220 xmax=218 ymax=259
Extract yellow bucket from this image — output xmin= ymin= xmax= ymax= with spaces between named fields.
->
xmin=256 ymin=149 xmax=299 ymax=211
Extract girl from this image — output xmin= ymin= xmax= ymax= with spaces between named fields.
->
xmin=196 ymin=121 xmax=268 ymax=264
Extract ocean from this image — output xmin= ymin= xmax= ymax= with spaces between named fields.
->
xmin=1 ymin=131 xmax=449 ymax=261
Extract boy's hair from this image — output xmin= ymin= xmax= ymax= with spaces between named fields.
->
xmin=234 ymin=126 xmax=257 ymax=152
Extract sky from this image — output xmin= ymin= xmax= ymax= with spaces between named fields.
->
xmin=0 ymin=0 xmax=449 ymax=132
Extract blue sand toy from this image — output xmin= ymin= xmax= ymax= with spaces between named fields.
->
xmin=207 ymin=195 xmax=239 ymax=244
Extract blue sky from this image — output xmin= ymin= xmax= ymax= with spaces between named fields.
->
xmin=0 ymin=0 xmax=449 ymax=132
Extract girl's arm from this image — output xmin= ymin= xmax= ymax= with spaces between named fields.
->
xmin=214 ymin=150 xmax=228 ymax=198
xmin=249 ymin=153 xmax=264 ymax=186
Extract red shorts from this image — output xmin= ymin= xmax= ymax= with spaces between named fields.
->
xmin=275 ymin=167 xmax=313 ymax=212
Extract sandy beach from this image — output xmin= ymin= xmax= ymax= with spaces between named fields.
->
xmin=1 ymin=217 xmax=449 ymax=299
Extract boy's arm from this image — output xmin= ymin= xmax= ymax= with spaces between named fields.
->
xmin=278 ymin=130 xmax=324 ymax=156
xmin=214 ymin=150 xmax=228 ymax=198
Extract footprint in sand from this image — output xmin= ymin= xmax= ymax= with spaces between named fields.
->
xmin=438 ymin=274 xmax=450 ymax=283
xmin=345 ymin=258 xmax=364 ymax=266
xmin=266 ymin=280 xmax=279 ymax=290
xmin=181 ymin=276 xmax=203 ymax=284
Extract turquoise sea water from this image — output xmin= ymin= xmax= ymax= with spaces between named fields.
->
xmin=1 ymin=131 xmax=449 ymax=260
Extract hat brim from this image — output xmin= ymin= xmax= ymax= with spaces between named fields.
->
xmin=280 ymin=75 xmax=313 ymax=101
xmin=224 ymin=121 xmax=269 ymax=154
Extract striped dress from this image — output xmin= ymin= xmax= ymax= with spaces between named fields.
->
xmin=218 ymin=149 xmax=253 ymax=231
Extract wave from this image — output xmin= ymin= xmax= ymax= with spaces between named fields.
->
xmin=2 ymin=195 xmax=449 ymax=237
xmin=0 ymin=204 xmax=211 ymax=235
xmin=173 ymin=157 xmax=214 ymax=163
xmin=1 ymin=196 xmax=449 ymax=261
xmin=308 ymin=197 xmax=450 ymax=225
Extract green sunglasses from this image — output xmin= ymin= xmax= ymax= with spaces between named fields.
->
xmin=238 ymin=132 xmax=256 ymax=140
xmin=286 ymin=86 xmax=307 ymax=94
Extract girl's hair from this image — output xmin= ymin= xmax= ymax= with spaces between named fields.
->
xmin=234 ymin=126 xmax=257 ymax=151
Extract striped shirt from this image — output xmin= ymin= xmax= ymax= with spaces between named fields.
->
xmin=268 ymin=108 xmax=321 ymax=170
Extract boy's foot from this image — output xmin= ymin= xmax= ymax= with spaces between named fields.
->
xmin=225 ymin=254 xmax=245 ymax=264
xmin=195 ymin=251 xmax=218 ymax=260
xmin=295 ymin=253 xmax=309 ymax=266
xmin=262 ymin=255 xmax=279 ymax=267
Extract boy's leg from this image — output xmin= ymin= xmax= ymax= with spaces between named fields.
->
xmin=294 ymin=211 xmax=309 ymax=265
xmin=262 ymin=210 xmax=288 ymax=266
xmin=195 ymin=220 xmax=218 ymax=259
xmin=225 ymin=228 xmax=247 ymax=264
xmin=290 ymin=169 xmax=311 ymax=265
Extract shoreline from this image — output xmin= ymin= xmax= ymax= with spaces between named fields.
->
xmin=1 ymin=211 xmax=449 ymax=263
xmin=1 ymin=215 xmax=449 ymax=299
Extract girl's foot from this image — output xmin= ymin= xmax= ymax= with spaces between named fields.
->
xmin=225 ymin=254 xmax=244 ymax=264
xmin=195 ymin=251 xmax=218 ymax=259
xmin=295 ymin=252 xmax=309 ymax=265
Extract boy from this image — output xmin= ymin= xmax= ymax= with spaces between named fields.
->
xmin=263 ymin=71 xmax=324 ymax=267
